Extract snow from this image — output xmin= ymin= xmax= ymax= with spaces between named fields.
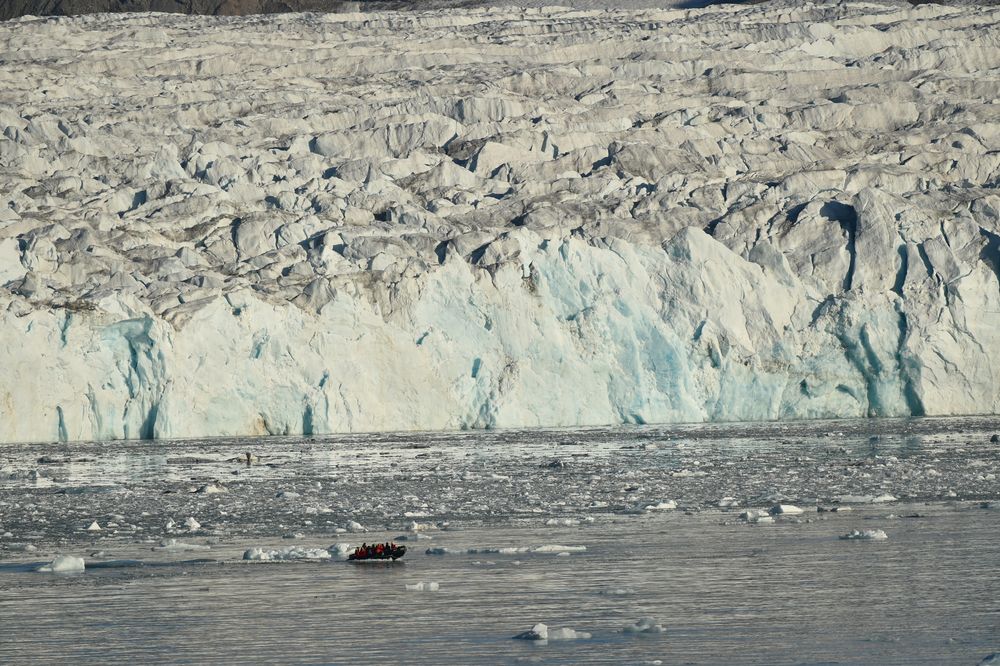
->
xmin=840 ymin=529 xmax=889 ymax=541
xmin=3 ymin=3 xmax=1000 ymax=443
xmin=37 ymin=555 xmax=85 ymax=573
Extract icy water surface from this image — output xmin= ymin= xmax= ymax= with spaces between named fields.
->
xmin=2 ymin=417 xmax=1000 ymax=664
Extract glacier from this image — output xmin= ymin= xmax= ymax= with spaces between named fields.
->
xmin=1 ymin=1 xmax=1000 ymax=443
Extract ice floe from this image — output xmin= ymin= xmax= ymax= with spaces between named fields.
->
xmin=623 ymin=618 xmax=666 ymax=634
xmin=513 ymin=623 xmax=591 ymax=643
xmin=37 ymin=555 xmax=85 ymax=573
xmin=840 ymin=529 xmax=889 ymax=541
xmin=154 ymin=539 xmax=211 ymax=552
xmin=243 ymin=546 xmax=331 ymax=561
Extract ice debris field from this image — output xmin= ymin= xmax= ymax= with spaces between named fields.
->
xmin=2 ymin=1 xmax=1000 ymax=442
xmin=2 ymin=418 xmax=1000 ymax=664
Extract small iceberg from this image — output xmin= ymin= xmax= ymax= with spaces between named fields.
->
xmin=512 ymin=623 xmax=591 ymax=644
xmin=153 ymin=538 xmax=211 ymax=552
xmin=37 ymin=555 xmax=85 ymax=573
xmin=623 ymin=617 xmax=665 ymax=634
xmin=840 ymin=529 xmax=888 ymax=541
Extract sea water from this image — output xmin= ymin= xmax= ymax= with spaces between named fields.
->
xmin=1 ymin=417 xmax=999 ymax=664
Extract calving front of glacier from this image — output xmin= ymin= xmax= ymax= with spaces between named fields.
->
xmin=1 ymin=2 xmax=999 ymax=442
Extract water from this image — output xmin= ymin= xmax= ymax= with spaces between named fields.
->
xmin=2 ymin=417 xmax=999 ymax=664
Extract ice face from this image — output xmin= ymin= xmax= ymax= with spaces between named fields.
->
xmin=2 ymin=3 xmax=1000 ymax=442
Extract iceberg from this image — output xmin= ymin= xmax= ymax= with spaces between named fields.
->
xmin=2 ymin=3 xmax=1000 ymax=443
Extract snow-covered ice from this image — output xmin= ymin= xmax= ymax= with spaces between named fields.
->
xmin=840 ymin=529 xmax=889 ymax=541
xmin=243 ymin=546 xmax=332 ymax=561
xmin=513 ymin=623 xmax=590 ymax=642
xmin=3 ymin=2 xmax=1000 ymax=443
xmin=36 ymin=555 xmax=85 ymax=573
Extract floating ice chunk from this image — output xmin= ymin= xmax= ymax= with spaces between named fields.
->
xmin=770 ymin=504 xmax=804 ymax=515
xmin=276 ymin=490 xmax=300 ymax=499
xmin=872 ymin=494 xmax=898 ymax=503
xmin=243 ymin=546 xmax=332 ymax=561
xmin=623 ymin=618 xmax=665 ymax=634
xmin=718 ymin=497 xmax=740 ymax=507
xmin=840 ymin=529 xmax=888 ymax=541
xmin=599 ymin=587 xmax=636 ymax=596
xmin=513 ymin=623 xmax=549 ymax=641
xmin=37 ymin=555 xmax=85 ymax=573
xmin=425 ymin=547 xmax=462 ymax=555
xmin=532 ymin=544 xmax=586 ymax=553
xmin=740 ymin=509 xmax=772 ymax=523
xmin=468 ymin=546 xmax=529 ymax=555
xmin=406 ymin=520 xmax=434 ymax=532
xmin=165 ymin=519 xmax=175 ymax=529
xmin=345 ymin=520 xmax=366 ymax=532
xmin=327 ymin=543 xmax=353 ymax=560
xmin=645 ymin=500 xmax=677 ymax=511
xmin=184 ymin=517 xmax=201 ymax=531
xmin=86 ymin=521 xmax=101 ymax=531
xmin=548 ymin=627 xmax=591 ymax=640
xmin=154 ymin=538 xmax=211 ymax=551
xmin=405 ymin=581 xmax=440 ymax=592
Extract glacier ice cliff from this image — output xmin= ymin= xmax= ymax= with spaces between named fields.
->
xmin=2 ymin=1 xmax=1000 ymax=442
